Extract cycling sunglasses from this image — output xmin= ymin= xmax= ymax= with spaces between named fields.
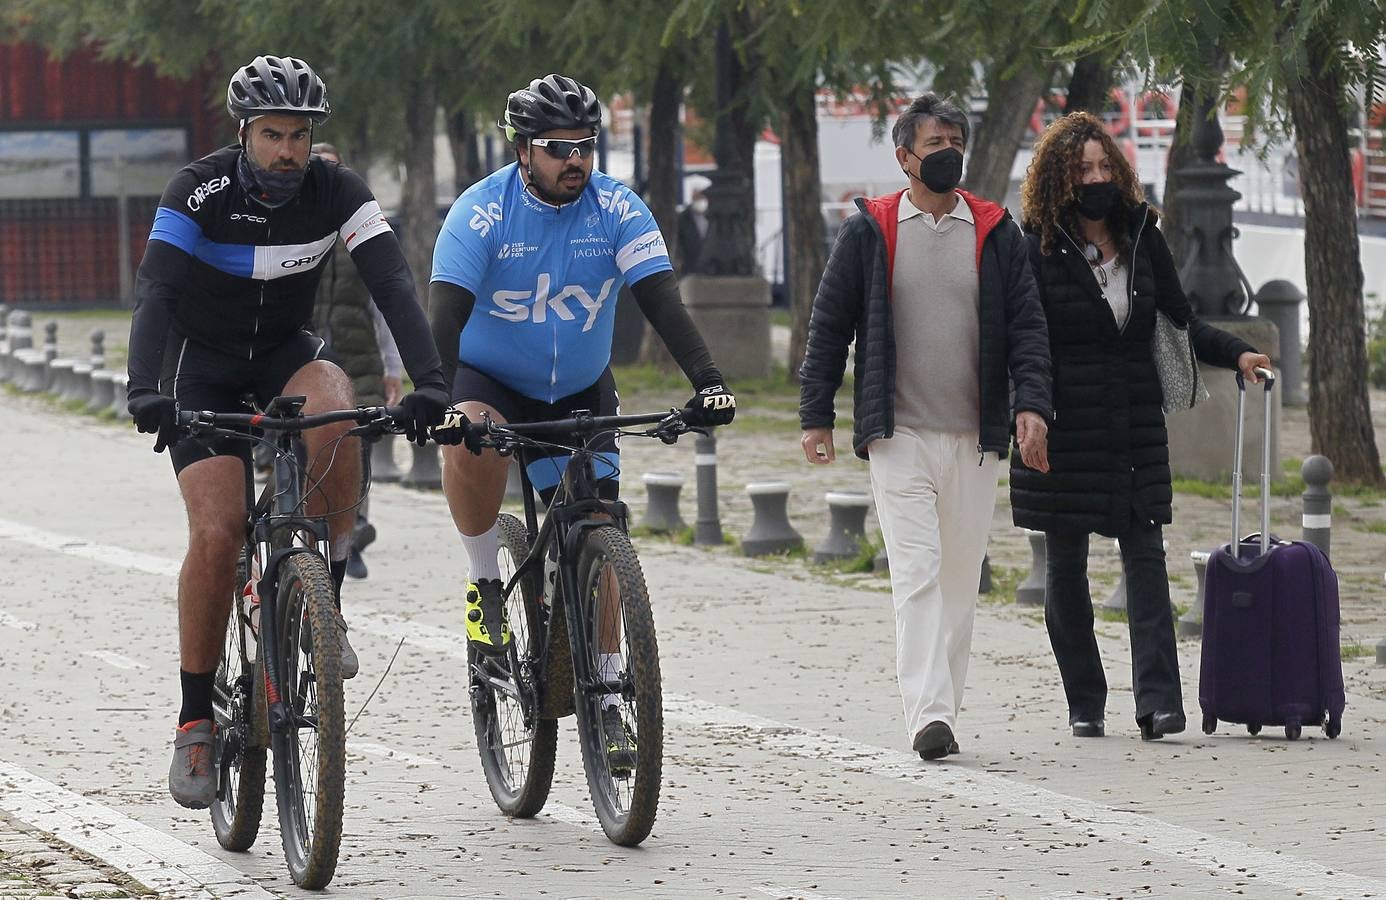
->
xmin=530 ymin=136 xmax=598 ymax=160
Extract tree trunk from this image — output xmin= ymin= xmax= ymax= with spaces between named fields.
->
xmin=348 ymin=118 xmax=374 ymax=185
xmin=966 ymin=57 xmax=1053 ymax=204
xmin=1159 ymin=80 xmax=1199 ymax=268
xmin=401 ymin=75 xmax=438 ymax=306
xmin=638 ymin=59 xmax=684 ymax=370
xmin=1063 ymin=53 xmax=1114 ymax=115
xmin=782 ymin=81 xmax=826 ymax=382
xmin=1286 ymin=30 xmax=1384 ymax=484
xmin=446 ymin=108 xmax=483 ymax=196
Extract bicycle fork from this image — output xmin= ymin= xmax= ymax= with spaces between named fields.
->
xmin=253 ymin=520 xmax=332 ymax=735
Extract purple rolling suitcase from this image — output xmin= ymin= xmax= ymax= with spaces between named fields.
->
xmin=1198 ymin=368 xmax=1345 ymax=740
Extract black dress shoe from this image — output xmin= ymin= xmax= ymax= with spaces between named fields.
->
xmin=913 ymin=721 xmax=955 ymax=760
xmin=1071 ymin=719 xmax=1105 ymax=738
xmin=1138 ymin=711 xmax=1187 ymax=741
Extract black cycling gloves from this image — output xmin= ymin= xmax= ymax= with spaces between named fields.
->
xmin=128 ymin=392 xmax=181 ymax=453
xmin=683 ymin=382 xmax=737 ymax=427
xmin=399 ymin=386 xmax=450 ymax=446
xmin=430 ymin=407 xmax=482 ymax=453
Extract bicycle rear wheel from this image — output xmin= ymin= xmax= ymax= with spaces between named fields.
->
xmin=572 ymin=525 xmax=662 ymax=846
xmin=271 ymin=553 xmax=345 ymax=889
xmin=211 ymin=552 xmax=267 ymax=851
xmin=471 ymin=513 xmax=557 ymax=817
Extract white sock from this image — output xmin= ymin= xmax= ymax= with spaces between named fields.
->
xmin=599 ymin=653 xmax=622 ymax=710
xmin=459 ymin=522 xmax=502 ymax=582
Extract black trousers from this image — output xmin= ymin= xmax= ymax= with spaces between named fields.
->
xmin=1044 ymin=517 xmax=1183 ymax=723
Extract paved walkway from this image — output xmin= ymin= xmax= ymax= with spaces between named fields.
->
xmin=0 ymin=813 xmax=147 ymax=898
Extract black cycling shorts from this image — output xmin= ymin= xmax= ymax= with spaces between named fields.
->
xmin=159 ymin=330 xmax=340 ymax=475
xmin=452 ymin=364 xmax=620 ymax=504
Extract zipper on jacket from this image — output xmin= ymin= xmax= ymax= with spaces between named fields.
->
xmin=250 ymin=220 xmax=268 ymax=361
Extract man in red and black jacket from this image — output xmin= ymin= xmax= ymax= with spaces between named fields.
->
xmin=798 ymin=93 xmax=1052 ymax=762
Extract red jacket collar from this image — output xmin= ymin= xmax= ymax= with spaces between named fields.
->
xmin=859 ymin=188 xmax=1008 ymax=293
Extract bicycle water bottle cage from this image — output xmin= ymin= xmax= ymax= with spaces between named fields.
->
xmin=266 ymin=395 xmax=309 ymax=417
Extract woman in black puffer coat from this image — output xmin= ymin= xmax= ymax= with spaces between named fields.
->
xmin=1010 ymin=112 xmax=1271 ymax=741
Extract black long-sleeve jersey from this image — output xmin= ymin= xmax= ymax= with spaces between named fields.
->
xmin=127 ymin=145 xmax=444 ymax=397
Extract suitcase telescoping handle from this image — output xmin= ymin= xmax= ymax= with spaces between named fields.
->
xmin=1231 ymin=366 xmax=1277 ymax=557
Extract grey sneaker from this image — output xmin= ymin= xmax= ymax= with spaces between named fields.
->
xmin=335 ymin=611 xmax=359 ymax=680
xmin=169 ymin=719 xmax=216 ymax=809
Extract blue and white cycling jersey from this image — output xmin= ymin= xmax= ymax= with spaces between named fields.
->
xmin=432 ymin=163 xmax=672 ymax=402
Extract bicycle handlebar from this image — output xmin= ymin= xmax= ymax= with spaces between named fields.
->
xmin=176 ymin=404 xmax=409 ymax=436
xmin=465 ymin=409 xmax=696 ymax=449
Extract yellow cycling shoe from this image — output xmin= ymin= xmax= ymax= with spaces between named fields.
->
xmin=465 ymin=578 xmax=512 ymax=656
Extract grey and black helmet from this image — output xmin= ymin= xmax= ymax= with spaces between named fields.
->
xmin=227 ymin=55 xmax=330 ymax=123
xmin=499 ymin=74 xmax=601 ymax=141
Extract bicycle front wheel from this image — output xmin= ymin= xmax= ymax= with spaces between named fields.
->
xmin=572 ymin=525 xmax=663 ymax=846
xmin=211 ymin=553 xmax=266 ymax=851
xmin=271 ymin=553 xmax=345 ymax=889
xmin=471 ymin=513 xmax=557 ymax=817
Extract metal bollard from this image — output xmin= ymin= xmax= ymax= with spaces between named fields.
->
xmin=1102 ymin=538 xmax=1127 ymax=613
xmin=741 ymin=482 xmax=803 ymax=556
xmin=89 ymin=329 xmax=105 ymax=370
xmin=693 ymin=430 xmax=723 ymax=546
xmin=370 ymin=433 xmax=403 ymax=483
xmin=979 ymin=553 xmax=992 ymax=594
xmin=400 ymin=441 xmax=443 ymax=489
xmin=110 ymin=373 xmax=130 ymax=420
xmin=640 ymin=472 xmax=687 ymax=533
xmin=1253 ymin=280 xmax=1307 ymax=406
xmin=1178 ymin=550 xmax=1210 ymax=638
xmin=813 ymin=491 xmax=870 ymax=564
xmin=1015 ymin=530 xmax=1047 ymax=606
xmin=1301 ymin=455 xmax=1333 ymax=560
xmin=87 ymin=370 xmax=115 ymax=414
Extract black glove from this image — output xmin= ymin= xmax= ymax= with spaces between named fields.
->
xmin=128 ymin=392 xmax=181 ymax=453
xmin=683 ymin=382 xmax=736 ymax=427
xmin=430 ymin=406 xmax=482 ymax=454
xmin=399 ymin=386 xmax=450 ymax=446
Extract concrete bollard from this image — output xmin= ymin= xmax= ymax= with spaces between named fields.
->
xmin=109 ymin=373 xmax=129 ymax=420
xmin=693 ymin=431 xmax=723 ymax=546
xmin=1178 ymin=550 xmax=1211 ymax=638
xmin=741 ymin=481 xmax=803 ymax=556
xmin=400 ymin=441 xmax=443 ymax=489
xmin=69 ymin=361 xmax=94 ymax=406
xmin=1102 ymin=538 xmax=1128 ymax=613
xmin=874 ymin=546 xmax=889 ymax=573
xmin=19 ymin=348 xmax=46 ymax=393
xmin=370 ymin=433 xmax=403 ymax=483
xmin=89 ymin=329 xmax=105 ymax=370
xmin=640 ymin=472 xmax=687 ymax=533
xmin=8 ymin=311 xmax=32 ymax=351
xmin=87 ymin=370 xmax=116 ymax=414
xmin=0 ymin=303 xmax=8 ymax=348
xmin=813 ymin=491 xmax=871 ymax=564
xmin=1301 ymin=455 xmax=1333 ymax=560
xmin=979 ymin=553 xmax=992 ymax=594
xmin=48 ymin=359 xmax=75 ymax=399
xmin=42 ymin=322 xmax=57 ymax=362
xmin=1015 ymin=530 xmax=1047 ymax=606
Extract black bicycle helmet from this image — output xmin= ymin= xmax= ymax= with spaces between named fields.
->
xmin=499 ymin=74 xmax=601 ymax=140
xmin=227 ymin=55 xmax=330 ymax=123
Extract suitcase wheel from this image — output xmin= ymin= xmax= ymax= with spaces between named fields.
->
xmin=1247 ymin=723 xmax=1261 ymax=736
xmin=1201 ymin=714 xmax=1217 ymax=735
xmin=1325 ymin=717 xmax=1342 ymax=739
xmin=1285 ymin=723 xmax=1302 ymax=741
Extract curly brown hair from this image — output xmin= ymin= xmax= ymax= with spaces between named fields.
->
xmin=1020 ymin=111 xmax=1146 ymax=258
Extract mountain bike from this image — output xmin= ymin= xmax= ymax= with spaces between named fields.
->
xmin=178 ymin=395 xmax=405 ymax=889
xmin=463 ymin=408 xmax=697 ymax=847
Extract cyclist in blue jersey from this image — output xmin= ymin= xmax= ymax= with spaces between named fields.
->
xmin=428 ymin=74 xmax=736 ymax=676
xmin=126 ymin=55 xmax=449 ymax=809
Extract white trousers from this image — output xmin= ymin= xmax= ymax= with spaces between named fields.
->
xmin=867 ymin=427 xmax=1002 ymax=741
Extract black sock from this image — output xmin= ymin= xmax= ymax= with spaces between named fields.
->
xmin=330 ymin=558 xmax=347 ymax=610
xmin=178 ymin=669 xmax=215 ymax=727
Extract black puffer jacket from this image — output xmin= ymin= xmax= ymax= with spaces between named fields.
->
xmin=1009 ymin=204 xmax=1254 ymax=536
xmin=799 ymin=190 xmax=1052 ymax=458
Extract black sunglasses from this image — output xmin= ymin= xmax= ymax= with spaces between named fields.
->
xmin=530 ymin=136 xmax=597 ymax=160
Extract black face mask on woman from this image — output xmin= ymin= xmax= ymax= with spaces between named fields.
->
xmin=908 ymin=147 xmax=964 ymax=194
xmin=1075 ymin=181 xmax=1120 ymax=221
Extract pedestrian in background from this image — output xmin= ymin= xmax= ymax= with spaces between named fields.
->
xmin=675 ymin=174 xmax=710 ymax=275
xmin=311 ymin=142 xmax=404 ymax=580
xmin=1011 ymin=111 xmax=1271 ymax=741
xmin=799 ymin=92 xmax=1053 ymax=761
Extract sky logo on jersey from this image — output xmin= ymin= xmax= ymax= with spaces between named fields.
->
xmin=597 ymin=187 xmax=643 ymax=224
xmin=489 ymin=274 xmax=616 ymax=332
xmin=469 ymin=200 xmax=504 ymax=236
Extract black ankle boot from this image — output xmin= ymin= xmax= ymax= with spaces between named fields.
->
xmin=1138 ymin=711 xmax=1186 ymax=741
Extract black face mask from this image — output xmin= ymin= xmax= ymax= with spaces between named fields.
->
xmin=238 ymin=150 xmax=306 ymax=209
xmin=908 ymin=147 xmax=964 ymax=194
xmin=1075 ymin=181 xmax=1120 ymax=221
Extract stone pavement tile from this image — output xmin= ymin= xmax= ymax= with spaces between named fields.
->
xmin=0 ymin=814 xmax=148 ymax=899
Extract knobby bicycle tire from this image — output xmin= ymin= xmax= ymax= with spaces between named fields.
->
xmin=271 ymin=553 xmax=345 ymax=889
xmin=572 ymin=525 xmax=663 ymax=846
xmin=211 ymin=553 xmax=266 ymax=851
xmin=472 ymin=513 xmax=558 ymax=818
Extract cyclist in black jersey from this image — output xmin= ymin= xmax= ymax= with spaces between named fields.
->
xmin=126 ymin=55 xmax=449 ymax=810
